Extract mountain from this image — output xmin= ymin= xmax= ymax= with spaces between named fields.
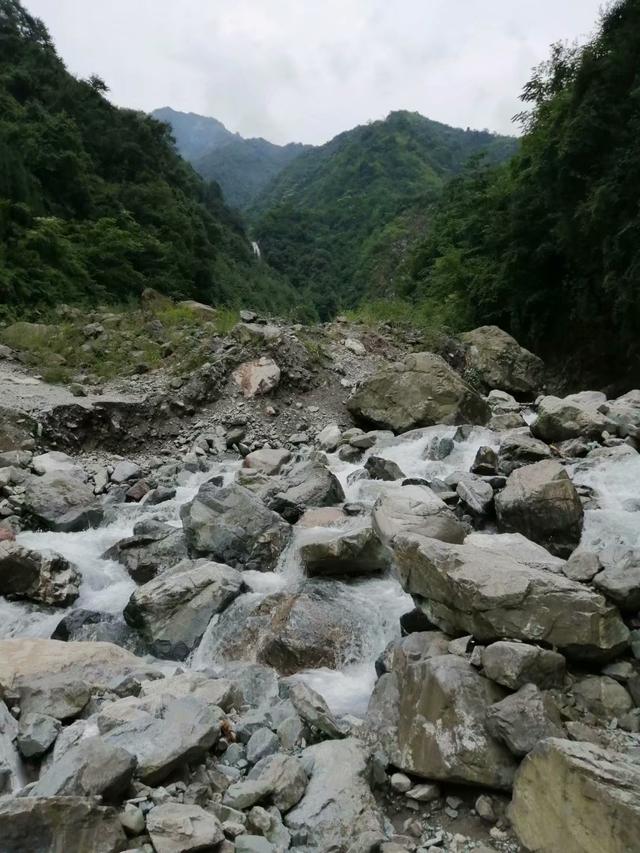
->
xmin=0 ymin=1 xmax=295 ymax=315
xmin=249 ymin=110 xmax=518 ymax=318
xmin=152 ymin=108 xmax=311 ymax=209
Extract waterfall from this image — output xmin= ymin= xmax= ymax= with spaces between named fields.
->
xmin=251 ymin=240 xmax=261 ymax=259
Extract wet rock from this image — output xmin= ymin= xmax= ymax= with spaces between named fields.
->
xmin=424 ymin=435 xmax=454 ymax=461
xmin=602 ymin=389 xmax=640 ymax=438
xmin=224 ymin=753 xmax=307 ymax=812
xmin=394 ymin=535 xmax=629 ymax=662
xmin=285 ymin=738 xmax=385 ymax=851
xmin=17 ymin=712 xmax=61 ymax=758
xmin=233 ymin=357 xmax=281 ymax=398
xmin=145 ymin=486 xmax=176 ymax=506
xmin=510 ymin=738 xmax=640 ymax=853
xmin=243 ymin=448 xmax=292 ymax=476
xmin=181 ymin=482 xmax=290 ymax=571
xmin=348 ymin=352 xmax=490 ymax=433
xmin=23 ymin=470 xmax=102 ymax=532
xmin=288 ymin=681 xmax=345 ymax=738
xmin=372 ymin=484 xmax=466 ymax=548
xmin=563 ymin=550 xmax=601 ymax=582
xmin=532 ymin=394 xmax=610 ymax=442
xmin=365 ymin=456 xmax=405 ymax=481
xmin=147 ymin=803 xmax=224 ymax=853
xmin=495 ymin=460 xmax=584 ymax=556
xmin=270 ymin=459 xmax=345 ymax=522
xmin=462 ymin=326 xmax=544 ymax=397
xmin=471 ymin=446 xmax=498 ymax=475
xmin=573 ymin=675 xmax=634 ymax=719
xmin=593 ymin=557 xmax=640 ymax=611
xmin=456 ymin=474 xmax=494 ymax=516
xmin=31 ymin=735 xmax=136 ymax=801
xmin=351 ymin=430 xmax=393 ymax=449
xmin=0 ymin=796 xmax=127 ymax=853
xmin=368 ymin=654 xmax=516 ymax=789
xmin=197 ymin=581 xmax=371 ymax=675
xmin=124 ymin=559 xmax=243 ymax=660
xmin=104 ymin=523 xmax=188 ymax=584
xmin=486 ymin=684 xmax=564 ymax=757
xmin=0 ymin=542 xmax=80 ymax=606
xmin=51 ymin=609 xmax=145 ymax=655
xmin=481 ymin=641 xmax=566 ymax=690
xmin=300 ymin=524 xmax=390 ymax=577
xmin=497 ymin=433 xmax=552 ymax=476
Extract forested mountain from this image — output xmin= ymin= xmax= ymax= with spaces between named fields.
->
xmin=0 ymin=1 xmax=295 ymax=316
xmin=152 ymin=108 xmax=310 ymax=209
xmin=404 ymin=0 xmax=640 ymax=382
xmin=250 ymin=111 xmax=518 ymax=318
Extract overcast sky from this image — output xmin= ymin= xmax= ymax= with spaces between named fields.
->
xmin=26 ymin=0 xmax=606 ymax=145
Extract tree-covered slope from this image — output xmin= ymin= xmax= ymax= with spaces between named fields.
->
xmin=250 ymin=111 xmax=518 ymax=318
xmin=406 ymin=0 xmax=640 ymax=382
xmin=151 ymin=107 xmax=238 ymax=162
xmin=0 ymin=1 xmax=295 ymax=316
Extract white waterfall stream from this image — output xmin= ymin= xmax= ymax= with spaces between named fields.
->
xmin=5 ymin=429 xmax=639 ymax=717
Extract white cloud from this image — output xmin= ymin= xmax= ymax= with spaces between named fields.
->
xmin=24 ymin=0 xmax=606 ymax=144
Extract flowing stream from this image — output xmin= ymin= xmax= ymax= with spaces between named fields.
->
xmin=5 ymin=429 xmax=639 ymax=717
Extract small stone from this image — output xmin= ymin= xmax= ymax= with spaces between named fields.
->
xmin=390 ymin=772 xmax=412 ymax=793
xmin=120 ymin=803 xmax=146 ymax=835
xmin=406 ymin=783 xmax=441 ymax=802
xmin=475 ymin=794 xmax=496 ymax=823
xmin=246 ymin=728 xmax=279 ymax=765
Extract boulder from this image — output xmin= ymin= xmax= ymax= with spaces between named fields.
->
xmin=393 ymin=535 xmax=629 ymax=662
xmin=367 ymin=654 xmax=516 ymax=789
xmin=365 ymin=456 xmax=405 ymax=481
xmin=510 ymin=738 xmax=640 ymax=853
xmin=300 ymin=525 xmax=390 ymax=578
xmin=285 ymin=739 xmax=385 ymax=851
xmin=0 ymin=542 xmax=80 ymax=606
xmin=31 ymin=736 xmax=136 ymax=801
xmin=372 ymin=485 xmax=466 ymax=548
xmin=243 ymin=448 xmax=292 ymax=476
xmin=532 ymin=394 xmax=610 ymax=442
xmin=347 ymin=352 xmax=490 ymax=433
xmin=316 ymin=423 xmax=342 ymax=452
xmin=109 ymin=460 xmax=141 ymax=484
xmin=471 ymin=445 xmax=498 ymax=475
xmin=196 ymin=581 xmax=372 ymax=675
xmin=602 ymin=389 xmax=640 ymax=438
xmin=497 ymin=433 xmax=552 ymax=475
xmin=0 ymin=700 xmax=23 ymax=794
xmin=233 ymin=357 xmax=281 ymax=398
xmin=104 ymin=522 xmax=188 ymax=583
xmin=139 ymin=671 xmax=242 ymax=713
xmin=456 ymin=474 xmax=494 ymax=516
xmin=486 ymin=684 xmax=564 ymax=757
xmin=462 ymin=326 xmax=544 ymax=397
xmin=594 ymin=558 xmax=640 ymax=611
xmin=224 ymin=753 xmax=307 ymax=813
xmin=51 ymin=609 xmax=145 ymax=655
xmin=31 ymin=451 xmax=83 ymax=477
xmin=495 ymin=460 xmax=584 ymax=556
xmin=0 ymin=796 xmax=127 ymax=853
xmin=17 ymin=713 xmax=61 ymax=759
xmin=481 ymin=641 xmax=566 ymax=690
xmin=270 ymin=459 xmax=345 ymax=522
xmin=288 ymin=682 xmax=344 ymax=739
xmin=465 ymin=532 xmax=565 ymax=573
xmin=181 ymin=482 xmax=290 ymax=571
xmin=573 ymin=676 xmax=634 ymax=719
xmin=124 ymin=559 xmax=243 ymax=660
xmin=22 ymin=471 xmax=102 ymax=532
xmin=147 ymin=803 xmax=224 ymax=853
xmin=0 ymin=639 xmax=159 ymax=719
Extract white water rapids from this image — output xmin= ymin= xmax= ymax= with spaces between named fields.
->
xmin=6 ymin=428 xmax=640 ymax=717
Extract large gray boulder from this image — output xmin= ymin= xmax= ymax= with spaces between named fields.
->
xmin=22 ymin=471 xmax=102 ymax=532
xmin=243 ymin=448 xmax=292 ymax=476
xmin=464 ymin=531 xmax=565 ymax=574
xmin=486 ymin=684 xmax=564 ymax=757
xmin=124 ymin=558 xmax=243 ymax=660
xmin=0 ymin=796 xmax=127 ymax=853
xmin=139 ymin=671 xmax=242 ymax=713
xmin=394 ymin=535 xmax=629 ymax=662
xmin=602 ymin=389 xmax=640 ymax=438
xmin=462 ymin=325 xmax=544 ymax=398
xmin=269 ymin=458 xmax=345 ymax=522
xmin=0 ymin=542 xmax=80 ymax=606
xmin=300 ymin=524 xmax=390 ymax=577
xmin=372 ymin=484 xmax=466 ymax=547
xmin=532 ymin=394 xmax=610 ymax=442
xmin=31 ymin=736 xmax=136 ymax=801
xmin=481 ymin=641 xmax=566 ymax=690
xmin=285 ymin=738 xmax=386 ymax=851
xmin=510 ymin=738 xmax=640 ymax=853
xmin=196 ymin=581 xmax=372 ymax=675
xmin=495 ymin=460 xmax=584 ymax=556
xmin=147 ymin=803 xmax=225 ymax=853
xmin=347 ymin=352 xmax=490 ymax=433
xmin=103 ymin=522 xmax=188 ymax=583
xmin=224 ymin=753 xmax=308 ymax=813
xmin=594 ymin=558 xmax=640 ymax=612
xmin=368 ymin=655 xmax=516 ymax=789
xmin=181 ymin=482 xmax=290 ymax=571
xmin=497 ymin=433 xmax=553 ymax=475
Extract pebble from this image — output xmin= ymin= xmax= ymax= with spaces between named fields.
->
xmin=406 ymin=783 xmax=441 ymax=802
xmin=390 ymin=772 xmax=412 ymax=793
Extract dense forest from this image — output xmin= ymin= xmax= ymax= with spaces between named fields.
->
xmin=405 ymin=0 xmax=640 ymax=381
xmin=0 ymin=0 xmax=295 ymax=317
xmin=250 ymin=112 xmax=517 ymax=319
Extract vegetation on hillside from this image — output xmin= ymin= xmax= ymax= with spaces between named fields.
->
xmin=0 ymin=0 xmax=296 ymax=318
xmin=250 ymin=111 xmax=517 ymax=318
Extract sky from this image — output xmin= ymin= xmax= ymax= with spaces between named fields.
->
xmin=25 ymin=0 xmax=607 ymax=145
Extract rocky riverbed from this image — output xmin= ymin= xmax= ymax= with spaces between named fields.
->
xmin=0 ymin=311 xmax=639 ymax=853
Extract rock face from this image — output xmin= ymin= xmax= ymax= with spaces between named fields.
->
xmin=124 ymin=559 xmax=244 ymax=659
xmin=285 ymin=738 xmax=385 ymax=851
xmin=462 ymin=325 xmax=544 ymax=397
xmin=495 ymin=460 xmax=584 ymax=556
xmin=147 ymin=803 xmax=225 ymax=853
xmin=369 ymin=655 xmax=516 ymax=789
xmin=300 ymin=525 xmax=390 ymax=577
xmin=197 ymin=581 xmax=371 ymax=675
xmin=510 ymin=738 xmax=640 ymax=853
xmin=181 ymin=482 xmax=290 ymax=571
xmin=372 ymin=484 xmax=466 ymax=547
xmin=532 ymin=394 xmax=610 ymax=442
xmin=394 ymin=535 xmax=629 ymax=662
xmin=0 ymin=542 xmax=80 ymax=606
xmin=23 ymin=471 xmax=102 ymax=532
xmin=233 ymin=357 xmax=281 ymax=398
xmin=347 ymin=352 xmax=490 ymax=433
xmin=0 ymin=796 xmax=127 ymax=853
